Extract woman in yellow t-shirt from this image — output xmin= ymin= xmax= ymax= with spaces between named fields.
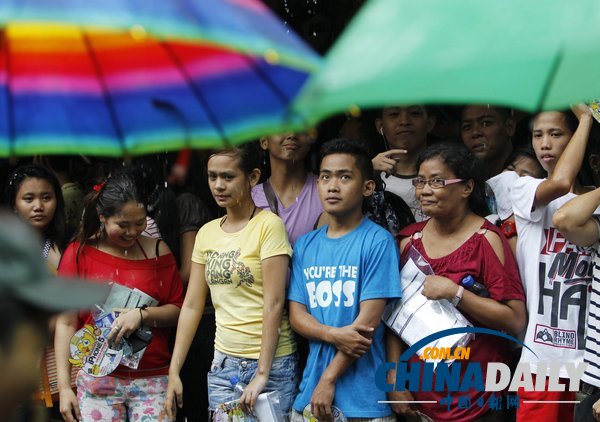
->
xmin=166 ymin=143 xmax=297 ymax=419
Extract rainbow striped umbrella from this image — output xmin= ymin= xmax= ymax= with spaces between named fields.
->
xmin=0 ymin=0 xmax=320 ymax=157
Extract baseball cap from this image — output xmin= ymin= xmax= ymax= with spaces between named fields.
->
xmin=0 ymin=213 xmax=108 ymax=312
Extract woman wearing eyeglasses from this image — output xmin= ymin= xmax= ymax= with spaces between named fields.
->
xmin=386 ymin=142 xmax=526 ymax=422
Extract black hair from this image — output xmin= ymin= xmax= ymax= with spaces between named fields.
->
xmin=209 ymin=142 xmax=262 ymax=176
xmin=0 ymin=298 xmax=50 ymax=352
xmin=416 ymin=142 xmax=490 ymax=217
xmin=379 ymin=105 xmax=431 ymax=117
xmin=459 ymin=105 xmax=513 ymax=121
xmin=77 ymin=170 xmax=145 ymax=259
xmin=503 ymin=145 xmax=546 ymax=178
xmin=131 ymin=156 xmax=179 ymax=265
xmin=319 ymin=138 xmax=374 ymax=181
xmin=531 ymin=109 xmax=579 ymax=135
xmin=4 ymin=164 xmax=67 ymax=252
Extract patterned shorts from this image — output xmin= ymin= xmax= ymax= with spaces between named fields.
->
xmin=76 ymin=371 xmax=172 ymax=421
xmin=289 ymin=410 xmax=397 ymax=422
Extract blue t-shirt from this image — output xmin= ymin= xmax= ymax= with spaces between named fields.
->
xmin=288 ymin=218 xmax=402 ymax=418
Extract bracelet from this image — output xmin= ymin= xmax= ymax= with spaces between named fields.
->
xmin=138 ymin=304 xmax=148 ymax=329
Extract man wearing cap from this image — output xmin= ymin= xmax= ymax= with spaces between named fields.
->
xmin=0 ymin=213 xmax=107 ymax=420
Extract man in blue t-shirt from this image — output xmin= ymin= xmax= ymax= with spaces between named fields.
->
xmin=288 ymin=139 xmax=402 ymax=421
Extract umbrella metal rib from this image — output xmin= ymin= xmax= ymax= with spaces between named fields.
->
xmin=82 ymin=29 xmax=126 ymax=156
xmin=159 ymin=40 xmax=230 ymax=149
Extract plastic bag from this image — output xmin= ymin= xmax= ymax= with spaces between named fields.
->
xmin=382 ymin=245 xmax=474 ymax=365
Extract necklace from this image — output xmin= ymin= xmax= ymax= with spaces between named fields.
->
xmin=220 ymin=205 xmax=257 ymax=227
xmin=41 ymin=237 xmax=52 ymax=259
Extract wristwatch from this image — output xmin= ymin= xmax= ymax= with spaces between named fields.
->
xmin=500 ymin=220 xmax=517 ymax=238
xmin=451 ymin=285 xmax=465 ymax=307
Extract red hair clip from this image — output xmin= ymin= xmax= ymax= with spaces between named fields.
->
xmin=93 ymin=181 xmax=106 ymax=192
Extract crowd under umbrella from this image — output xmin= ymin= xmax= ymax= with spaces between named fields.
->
xmin=290 ymin=0 xmax=600 ymax=127
xmin=0 ymin=0 xmax=321 ymax=158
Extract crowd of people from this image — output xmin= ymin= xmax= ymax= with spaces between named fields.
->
xmin=2 ymin=103 xmax=600 ymax=422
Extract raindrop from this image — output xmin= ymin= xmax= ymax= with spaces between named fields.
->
xmin=312 ymin=32 xmax=316 ymax=36
xmin=159 ymin=280 xmax=163 ymax=288
xmin=116 ymin=269 xmax=120 ymax=276
xmin=124 ymin=250 xmax=128 ymax=256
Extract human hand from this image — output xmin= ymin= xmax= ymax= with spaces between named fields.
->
xmin=372 ymin=149 xmax=407 ymax=174
xmin=310 ymin=377 xmax=336 ymax=422
xmin=330 ymin=324 xmax=373 ymax=358
xmin=239 ymin=373 xmax=268 ymax=415
xmin=593 ymin=397 xmax=600 ymax=421
xmin=571 ymin=103 xmax=593 ymax=121
xmin=107 ymin=308 xmax=142 ymax=346
xmin=421 ymin=275 xmax=459 ymax=301
xmin=59 ymin=388 xmax=81 ymax=422
xmin=388 ymin=389 xmax=418 ymax=417
xmin=165 ymin=373 xmax=183 ymax=419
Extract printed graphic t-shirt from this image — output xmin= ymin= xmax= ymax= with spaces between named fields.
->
xmin=192 ymin=210 xmax=295 ymax=359
xmin=381 ymin=172 xmax=428 ymax=222
xmin=512 ymin=176 xmax=592 ymax=378
xmin=487 ymin=171 xmax=519 ymax=220
xmin=288 ymin=218 xmax=402 ymax=418
xmin=252 ymin=173 xmax=323 ymax=245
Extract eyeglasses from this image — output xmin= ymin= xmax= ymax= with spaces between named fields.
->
xmin=411 ymin=178 xmax=465 ymax=189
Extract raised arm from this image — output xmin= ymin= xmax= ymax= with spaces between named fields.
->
xmin=534 ymin=106 xmax=593 ymax=208
xmin=165 ymin=261 xmax=208 ymax=419
xmin=553 ymin=187 xmax=600 ymax=247
xmin=239 ymin=254 xmax=289 ymax=413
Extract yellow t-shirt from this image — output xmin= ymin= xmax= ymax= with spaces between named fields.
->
xmin=192 ymin=210 xmax=295 ymax=358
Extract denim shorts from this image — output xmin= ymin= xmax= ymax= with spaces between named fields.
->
xmin=207 ymin=349 xmax=299 ymax=414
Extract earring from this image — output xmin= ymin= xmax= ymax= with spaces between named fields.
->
xmin=99 ymin=222 xmax=105 ymax=232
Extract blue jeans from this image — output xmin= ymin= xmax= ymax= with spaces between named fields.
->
xmin=207 ymin=349 xmax=298 ymax=415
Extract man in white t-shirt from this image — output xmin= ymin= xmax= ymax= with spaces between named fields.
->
xmin=511 ymin=108 xmax=593 ymax=421
xmin=372 ymin=105 xmax=435 ymax=222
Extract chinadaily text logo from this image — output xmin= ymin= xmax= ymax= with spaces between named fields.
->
xmin=375 ymin=328 xmax=586 ymax=412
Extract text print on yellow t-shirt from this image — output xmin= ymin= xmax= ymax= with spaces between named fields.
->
xmin=304 ymin=265 xmax=357 ymax=308
xmin=205 ymin=248 xmax=255 ymax=287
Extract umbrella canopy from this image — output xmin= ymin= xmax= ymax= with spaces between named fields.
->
xmin=0 ymin=0 xmax=321 ymax=157
xmin=291 ymin=0 xmax=600 ymax=126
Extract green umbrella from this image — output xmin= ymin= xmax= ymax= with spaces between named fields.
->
xmin=291 ymin=0 xmax=600 ymax=125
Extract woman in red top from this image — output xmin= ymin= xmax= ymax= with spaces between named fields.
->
xmin=388 ymin=142 xmax=527 ymax=422
xmin=54 ymin=171 xmax=183 ymax=422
